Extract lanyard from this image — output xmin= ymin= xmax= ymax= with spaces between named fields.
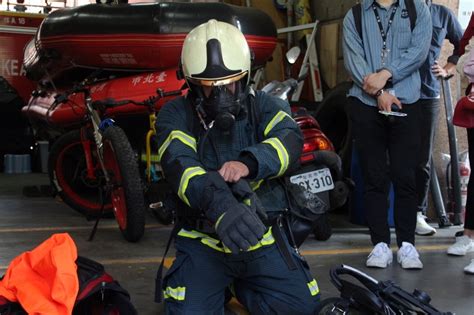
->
xmin=372 ymin=2 xmax=398 ymax=64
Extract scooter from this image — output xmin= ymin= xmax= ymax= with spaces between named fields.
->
xmin=260 ymin=47 xmax=351 ymax=242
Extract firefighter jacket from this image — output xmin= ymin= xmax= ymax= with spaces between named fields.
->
xmin=155 ymin=89 xmax=303 ymax=221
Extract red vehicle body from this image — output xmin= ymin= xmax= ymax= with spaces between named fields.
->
xmin=0 ymin=11 xmax=44 ymax=103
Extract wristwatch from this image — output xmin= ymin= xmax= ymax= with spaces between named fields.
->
xmin=375 ymin=89 xmax=385 ymax=98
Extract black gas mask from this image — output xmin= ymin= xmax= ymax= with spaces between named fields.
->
xmin=193 ymin=79 xmax=247 ymax=132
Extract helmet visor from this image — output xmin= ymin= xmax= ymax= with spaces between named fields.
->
xmin=187 ymin=71 xmax=248 ymax=87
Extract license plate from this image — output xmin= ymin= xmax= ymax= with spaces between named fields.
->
xmin=289 ymin=168 xmax=334 ymax=194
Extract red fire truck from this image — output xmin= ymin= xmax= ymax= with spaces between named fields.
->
xmin=0 ymin=9 xmax=46 ymax=173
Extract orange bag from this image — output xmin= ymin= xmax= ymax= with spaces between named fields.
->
xmin=0 ymin=233 xmax=79 ymax=315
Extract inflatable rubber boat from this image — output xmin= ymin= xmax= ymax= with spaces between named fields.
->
xmin=23 ymin=68 xmax=184 ymax=128
xmin=23 ymin=2 xmax=277 ymax=82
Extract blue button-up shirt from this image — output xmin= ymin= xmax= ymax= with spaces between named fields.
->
xmin=343 ymin=0 xmax=432 ymax=106
xmin=420 ymin=4 xmax=463 ymax=99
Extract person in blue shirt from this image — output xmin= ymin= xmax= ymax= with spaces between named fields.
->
xmin=343 ymin=0 xmax=431 ymax=269
xmin=415 ymin=0 xmax=463 ymax=236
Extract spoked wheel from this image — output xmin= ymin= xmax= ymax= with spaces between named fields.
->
xmin=102 ymin=126 xmax=145 ymax=242
xmin=49 ymin=127 xmax=146 ymax=242
xmin=49 ymin=130 xmax=113 ymax=217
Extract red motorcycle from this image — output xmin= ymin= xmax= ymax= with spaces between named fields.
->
xmin=260 ymin=48 xmax=350 ymax=242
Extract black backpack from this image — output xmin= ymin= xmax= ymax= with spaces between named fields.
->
xmin=0 ymin=256 xmax=137 ymax=315
xmin=352 ymin=0 xmax=417 ymax=41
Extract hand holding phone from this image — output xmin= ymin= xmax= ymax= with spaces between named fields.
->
xmin=377 ymin=92 xmax=407 ymax=117
xmin=379 ymin=104 xmax=407 ymax=117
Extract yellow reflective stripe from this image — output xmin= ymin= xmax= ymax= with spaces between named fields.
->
xmin=307 ymin=279 xmax=319 ymax=296
xmin=178 ymin=167 xmax=206 ymax=206
xmin=141 ymin=153 xmax=159 ymax=163
xmin=250 ymin=180 xmax=263 ymax=191
xmin=215 ymin=213 xmax=225 ymax=230
xmin=243 ymin=198 xmax=251 ymax=206
xmin=163 ymin=286 xmax=186 ymax=301
xmin=201 ymin=238 xmax=229 ymax=252
xmin=177 ymin=229 xmax=210 ymax=239
xmin=157 ymin=130 xmax=197 ymax=161
xmin=264 ymin=110 xmax=293 ymax=137
xmin=177 ymin=228 xmax=275 ymax=253
xmin=262 ymin=138 xmax=289 ymax=176
xmin=247 ymin=228 xmax=274 ymax=250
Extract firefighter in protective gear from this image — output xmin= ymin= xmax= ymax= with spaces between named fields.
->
xmin=156 ymin=19 xmax=320 ymax=314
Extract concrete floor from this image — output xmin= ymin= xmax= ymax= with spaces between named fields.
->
xmin=1 ymin=173 xmax=473 ymax=314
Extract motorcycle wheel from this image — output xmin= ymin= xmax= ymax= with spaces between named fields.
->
xmin=102 ymin=126 xmax=145 ymax=242
xmin=49 ymin=130 xmax=113 ymax=217
xmin=312 ymin=213 xmax=332 ymax=241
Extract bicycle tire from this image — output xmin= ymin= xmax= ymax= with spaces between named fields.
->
xmin=102 ymin=125 xmax=146 ymax=242
xmin=49 ymin=130 xmax=114 ymax=217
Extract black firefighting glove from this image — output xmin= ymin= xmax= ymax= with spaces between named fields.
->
xmin=201 ymin=172 xmax=266 ymax=253
xmin=230 ymin=179 xmax=268 ymax=222
xmin=214 ymin=204 xmax=266 ymax=254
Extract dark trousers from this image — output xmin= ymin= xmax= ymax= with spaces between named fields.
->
xmin=163 ymin=230 xmax=320 ymax=314
xmin=350 ymin=97 xmax=420 ymax=247
xmin=416 ymin=98 xmax=440 ymax=214
xmin=465 ymin=128 xmax=474 ymax=230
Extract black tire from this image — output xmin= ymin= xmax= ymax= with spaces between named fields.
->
xmin=49 ymin=128 xmax=146 ymax=242
xmin=49 ymin=130 xmax=112 ymax=217
xmin=102 ymin=126 xmax=145 ymax=242
xmin=312 ymin=213 xmax=332 ymax=241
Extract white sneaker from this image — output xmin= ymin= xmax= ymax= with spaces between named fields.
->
xmin=464 ymin=259 xmax=474 ymax=274
xmin=415 ymin=212 xmax=436 ymax=236
xmin=397 ymin=242 xmax=423 ymax=269
xmin=447 ymin=236 xmax=474 ymax=256
xmin=366 ymin=242 xmax=393 ymax=268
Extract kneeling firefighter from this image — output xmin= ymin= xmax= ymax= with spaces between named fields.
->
xmin=155 ymin=19 xmax=321 ymax=314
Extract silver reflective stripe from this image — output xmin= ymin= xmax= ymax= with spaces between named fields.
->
xmin=262 ymin=137 xmax=289 ymax=176
xmin=163 ymin=286 xmax=186 ymax=301
xmin=178 ymin=167 xmax=206 ymax=206
xmin=307 ymin=279 xmax=319 ymax=296
xmin=158 ymin=130 xmax=197 ymax=161
xmin=264 ymin=110 xmax=293 ymax=137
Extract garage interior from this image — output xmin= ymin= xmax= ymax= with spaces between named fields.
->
xmin=1 ymin=0 xmax=473 ymax=314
